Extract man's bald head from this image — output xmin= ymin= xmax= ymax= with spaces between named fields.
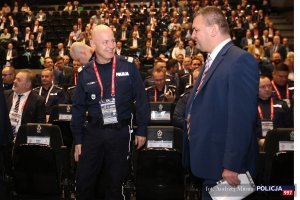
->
xmin=70 ymin=42 xmax=93 ymax=65
xmin=90 ymin=25 xmax=116 ymax=64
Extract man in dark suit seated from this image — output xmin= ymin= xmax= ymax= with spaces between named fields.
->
xmin=41 ymin=41 xmax=55 ymax=60
xmin=126 ymin=32 xmax=142 ymax=56
xmin=53 ymin=56 xmax=73 ymax=88
xmin=4 ymin=69 xmax=46 ymax=137
xmin=2 ymin=66 xmax=16 ymax=90
xmin=139 ymin=39 xmax=156 ymax=66
xmin=5 ymin=43 xmax=17 ymax=66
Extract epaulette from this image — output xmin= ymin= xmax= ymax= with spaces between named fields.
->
xmin=185 ymin=84 xmax=193 ymax=89
xmin=116 ymin=55 xmax=134 ymax=63
xmin=67 ymin=85 xmax=76 ymax=91
xmin=33 ymin=86 xmax=41 ymax=91
xmin=145 ymin=86 xmax=154 ymax=91
xmin=168 ymin=84 xmax=177 ymax=89
xmin=54 ymin=85 xmax=64 ymax=90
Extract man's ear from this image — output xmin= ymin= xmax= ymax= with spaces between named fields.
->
xmin=90 ymin=40 xmax=96 ymax=49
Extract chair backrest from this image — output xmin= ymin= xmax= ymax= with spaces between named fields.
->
xmin=146 ymin=126 xmax=183 ymax=152
xmin=15 ymin=123 xmax=64 ymax=150
xmin=264 ymin=128 xmax=294 ymax=155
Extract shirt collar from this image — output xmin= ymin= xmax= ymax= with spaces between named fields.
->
xmin=209 ymin=38 xmax=231 ymax=62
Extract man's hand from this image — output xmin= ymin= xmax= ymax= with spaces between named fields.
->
xmin=74 ymin=144 xmax=82 ymax=162
xmin=135 ymin=135 xmax=146 ymax=149
xmin=222 ymin=168 xmax=240 ymax=187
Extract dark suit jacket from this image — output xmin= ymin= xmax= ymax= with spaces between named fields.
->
xmin=4 ymin=90 xmax=46 ymax=124
xmin=184 ymin=41 xmax=259 ymax=180
xmin=42 ymin=48 xmax=55 ymax=59
xmin=0 ymin=73 xmax=13 ymax=145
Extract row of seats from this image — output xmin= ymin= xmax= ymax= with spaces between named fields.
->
xmin=11 ymin=103 xmax=294 ymax=199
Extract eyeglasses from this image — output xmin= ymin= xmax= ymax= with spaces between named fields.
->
xmin=259 ymin=84 xmax=272 ymax=90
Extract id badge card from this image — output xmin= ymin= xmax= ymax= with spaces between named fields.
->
xmin=9 ymin=111 xmax=21 ymax=127
xmin=283 ymin=98 xmax=291 ymax=108
xmin=100 ymin=98 xmax=118 ymax=125
xmin=261 ymin=120 xmax=273 ymax=137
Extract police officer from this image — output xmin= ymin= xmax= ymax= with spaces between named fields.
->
xmin=33 ymin=69 xmax=65 ymax=118
xmin=145 ymin=67 xmax=177 ymax=103
xmin=70 ymin=25 xmax=149 ymax=200
xmin=257 ymin=75 xmax=293 ymax=147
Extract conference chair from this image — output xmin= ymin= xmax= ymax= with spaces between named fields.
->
xmin=13 ymin=123 xmax=69 ymax=199
xmin=135 ymin=126 xmax=184 ymax=200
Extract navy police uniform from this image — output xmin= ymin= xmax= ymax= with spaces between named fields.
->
xmin=145 ymin=85 xmax=177 ymax=102
xmin=33 ymin=85 xmax=66 ymax=114
xmin=70 ymin=56 xmax=149 ymax=200
xmin=256 ymin=98 xmax=292 ymax=138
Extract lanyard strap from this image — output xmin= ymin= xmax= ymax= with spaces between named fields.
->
xmin=271 ymin=80 xmax=289 ymax=100
xmin=39 ymin=84 xmax=54 ymax=104
xmin=93 ymin=56 xmax=116 ymax=98
xmin=154 ymin=86 xmax=167 ymax=102
xmin=258 ymin=98 xmax=274 ymax=120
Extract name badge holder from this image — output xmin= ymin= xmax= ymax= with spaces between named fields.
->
xmin=261 ymin=120 xmax=273 ymax=137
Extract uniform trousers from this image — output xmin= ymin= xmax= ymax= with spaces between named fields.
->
xmin=76 ymin=122 xmax=132 ymax=200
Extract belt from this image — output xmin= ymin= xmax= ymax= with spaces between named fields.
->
xmin=87 ymin=117 xmax=131 ymax=129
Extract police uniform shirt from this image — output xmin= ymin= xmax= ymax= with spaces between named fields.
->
xmin=71 ymin=56 xmax=149 ymax=145
xmin=256 ymin=98 xmax=292 ymax=138
xmin=33 ymin=85 xmax=65 ymax=114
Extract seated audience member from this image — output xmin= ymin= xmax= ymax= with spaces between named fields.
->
xmin=33 ymin=69 xmax=65 ymax=117
xmin=248 ymin=39 xmax=265 ymax=58
xmin=2 ymin=66 xmax=16 ymax=90
xmin=271 ymin=63 xmax=294 ymax=108
xmin=53 ymin=56 xmax=73 ymax=87
xmin=35 ymin=57 xmax=54 ymax=86
xmin=69 ymin=42 xmax=94 ymax=65
xmin=65 ymin=60 xmax=83 ymax=103
xmin=140 ymin=39 xmax=156 ymax=65
xmin=144 ymin=58 xmax=167 ymax=87
xmin=35 ymin=10 xmax=46 ymax=22
xmin=172 ymin=41 xmax=186 ymax=60
xmin=185 ymin=39 xmax=200 ymax=57
xmin=63 ymin=1 xmax=73 ymax=11
xmin=42 ymin=41 xmax=55 ymax=59
xmin=5 ymin=43 xmax=17 ymax=66
xmin=4 ymin=69 xmax=46 ymax=137
xmin=173 ymin=68 xmax=200 ymax=129
xmin=145 ymin=67 xmax=176 ymax=103
xmin=180 ymin=57 xmax=203 ymax=92
xmin=256 ymin=75 xmax=292 ymax=147
xmin=284 ymin=51 xmax=294 ymax=81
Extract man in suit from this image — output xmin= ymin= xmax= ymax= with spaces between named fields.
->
xmin=4 ymin=69 xmax=46 ymax=137
xmin=185 ymin=7 xmax=259 ymax=199
xmin=5 ymin=42 xmax=17 ymax=66
xmin=0 ymin=69 xmax=13 ymax=200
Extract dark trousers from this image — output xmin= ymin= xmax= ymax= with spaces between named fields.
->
xmin=76 ymin=123 xmax=132 ymax=200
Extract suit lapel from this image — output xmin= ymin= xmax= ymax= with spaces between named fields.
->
xmin=22 ymin=91 xmax=33 ymax=122
xmin=198 ymin=41 xmax=234 ymax=91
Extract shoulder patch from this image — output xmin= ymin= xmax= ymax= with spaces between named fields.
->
xmin=126 ymin=56 xmax=134 ymax=63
